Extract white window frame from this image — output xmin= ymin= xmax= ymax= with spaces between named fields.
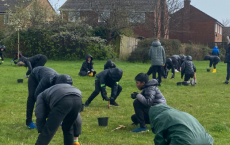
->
xmin=220 ymin=26 xmax=222 ymax=35
xmin=68 ymin=11 xmax=80 ymax=22
xmin=215 ymin=24 xmax=217 ymax=33
xmin=129 ymin=12 xmax=145 ymax=24
xmin=98 ymin=11 xmax=110 ymax=23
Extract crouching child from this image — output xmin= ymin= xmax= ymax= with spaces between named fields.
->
xmin=181 ymin=56 xmax=197 ymax=85
xmin=149 ymin=104 xmax=214 ymax=145
xmin=104 ymin=59 xmax=116 ymax=70
xmin=130 ymin=73 xmax=166 ymax=133
xmin=204 ymin=55 xmax=220 ymax=73
xmin=84 ymin=68 xmax=123 ymax=107
xmin=35 ymin=83 xmax=82 ymax=145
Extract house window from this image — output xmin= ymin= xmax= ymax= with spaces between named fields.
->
xmin=129 ymin=12 xmax=145 ymax=24
xmin=98 ymin=11 xmax=110 ymax=22
xmin=4 ymin=14 xmax=9 ymax=24
xmin=68 ymin=11 xmax=80 ymax=22
xmin=215 ymin=24 xmax=217 ymax=33
xmin=220 ymin=27 xmax=222 ymax=35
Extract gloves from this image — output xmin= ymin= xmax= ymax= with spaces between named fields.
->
xmin=25 ymin=75 xmax=29 ymax=78
xmin=131 ymin=92 xmax=138 ymax=99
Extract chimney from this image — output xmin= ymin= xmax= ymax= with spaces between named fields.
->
xmin=184 ymin=0 xmax=191 ymax=10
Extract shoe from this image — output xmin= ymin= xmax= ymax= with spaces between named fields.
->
xmin=212 ymin=69 xmax=216 ymax=73
xmin=190 ymin=79 xmax=195 ymax=86
xmin=84 ymin=101 xmax=89 ymax=107
xmin=110 ymin=101 xmax=120 ymax=107
xmin=131 ymin=126 xmax=149 ymax=133
xmin=157 ymin=83 xmax=161 ymax=87
xmin=27 ymin=122 xmax=37 ymax=129
xmin=103 ymin=97 xmax=110 ymax=101
xmin=182 ymin=82 xmax=189 ymax=86
xmin=224 ymin=80 xmax=229 ymax=84
xmin=175 ymin=69 xmax=179 ymax=72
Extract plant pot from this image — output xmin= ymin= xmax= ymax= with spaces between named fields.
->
xmin=17 ymin=79 xmax=23 ymax=83
xmin=80 ymin=104 xmax=84 ymax=112
xmin=177 ymin=82 xmax=182 ymax=86
xmin=207 ymin=69 xmax=210 ymax=72
xmin=98 ymin=117 xmax=109 ymax=126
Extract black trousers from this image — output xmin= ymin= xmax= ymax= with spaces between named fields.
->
xmin=87 ymin=80 xmax=122 ymax=104
xmin=34 ymin=55 xmax=47 ymax=67
xmin=131 ymin=99 xmax=150 ymax=128
xmin=184 ymin=74 xmax=194 ymax=81
xmin=147 ymin=65 xmax=162 ymax=83
xmin=227 ymin=63 xmax=230 ymax=81
xmin=209 ymin=60 xmax=218 ymax=69
xmin=0 ymin=53 xmax=3 ymax=61
xmin=26 ymin=75 xmax=38 ymax=125
xmin=35 ymin=95 xmax=82 ymax=145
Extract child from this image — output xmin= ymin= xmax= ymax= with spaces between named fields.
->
xmin=212 ymin=46 xmax=219 ymax=56
xmin=204 ymin=55 xmax=220 ymax=73
xmin=84 ymin=68 xmax=123 ymax=107
xmin=104 ymin=59 xmax=116 ymax=70
xmin=25 ymin=66 xmax=72 ymax=129
xmin=35 ymin=83 xmax=82 ymax=145
xmin=171 ymin=54 xmax=185 ymax=71
xmin=181 ymin=56 xmax=196 ymax=86
xmin=164 ymin=57 xmax=179 ymax=79
xmin=17 ymin=54 xmax=48 ymax=77
xmin=224 ymin=36 xmax=230 ymax=84
xmin=149 ymin=104 xmax=214 ymax=145
xmin=0 ymin=45 xmax=5 ymax=64
xmin=11 ymin=51 xmax=23 ymax=64
xmin=130 ymin=73 xmax=166 ymax=133
xmin=79 ymin=54 xmax=96 ymax=77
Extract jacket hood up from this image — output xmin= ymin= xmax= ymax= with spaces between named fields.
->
xmin=151 ymin=41 xmax=161 ymax=47
xmin=85 ymin=54 xmax=93 ymax=62
xmin=55 ymin=75 xmax=73 ymax=85
xmin=108 ymin=68 xmax=123 ymax=82
xmin=105 ymin=59 xmax=113 ymax=66
xmin=213 ymin=47 xmax=218 ymax=50
xmin=186 ymin=55 xmax=192 ymax=61
xmin=142 ymin=79 xmax=158 ymax=89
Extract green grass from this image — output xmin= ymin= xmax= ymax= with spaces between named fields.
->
xmin=0 ymin=58 xmax=230 ymax=145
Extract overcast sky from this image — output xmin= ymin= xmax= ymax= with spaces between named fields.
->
xmin=49 ymin=0 xmax=230 ymax=23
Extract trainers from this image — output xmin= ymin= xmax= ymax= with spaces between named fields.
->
xmin=175 ymin=69 xmax=179 ymax=72
xmin=110 ymin=101 xmax=120 ymax=107
xmin=103 ymin=97 xmax=110 ymax=101
xmin=224 ymin=80 xmax=229 ymax=84
xmin=190 ymin=79 xmax=195 ymax=86
xmin=131 ymin=126 xmax=149 ymax=133
xmin=84 ymin=101 xmax=89 ymax=107
xmin=27 ymin=122 xmax=37 ymax=129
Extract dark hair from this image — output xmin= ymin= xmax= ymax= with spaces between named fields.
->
xmin=135 ymin=73 xmax=149 ymax=83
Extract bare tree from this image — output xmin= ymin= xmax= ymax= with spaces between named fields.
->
xmin=222 ymin=18 xmax=230 ymax=27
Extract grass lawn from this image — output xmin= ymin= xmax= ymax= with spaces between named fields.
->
xmin=0 ymin=58 xmax=230 ymax=145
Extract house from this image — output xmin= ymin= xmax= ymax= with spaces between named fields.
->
xmin=223 ymin=27 xmax=230 ymax=42
xmin=0 ymin=0 xmax=56 ymax=30
xmin=169 ymin=0 xmax=224 ymax=44
xmin=59 ymin=0 xmax=169 ymax=39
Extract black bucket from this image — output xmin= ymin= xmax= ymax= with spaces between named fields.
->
xmin=17 ymin=79 xmax=23 ymax=83
xmin=98 ymin=117 xmax=109 ymax=126
xmin=80 ymin=104 xmax=84 ymax=112
xmin=207 ymin=69 xmax=210 ymax=72
xmin=177 ymin=82 xmax=182 ymax=86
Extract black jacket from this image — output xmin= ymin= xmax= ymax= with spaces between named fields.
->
xmin=96 ymin=68 xmax=123 ymax=99
xmin=35 ymin=84 xmax=82 ymax=133
xmin=225 ymin=44 xmax=230 ymax=63
xmin=136 ymin=79 xmax=167 ymax=107
xmin=18 ymin=54 xmax=45 ymax=75
xmin=13 ymin=51 xmax=23 ymax=61
xmin=204 ymin=55 xmax=220 ymax=64
xmin=0 ymin=45 xmax=5 ymax=54
xmin=104 ymin=60 xmax=116 ymax=70
xmin=181 ymin=56 xmax=196 ymax=77
xmin=79 ymin=54 xmax=94 ymax=73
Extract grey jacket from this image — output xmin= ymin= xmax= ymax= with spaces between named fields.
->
xmin=181 ymin=56 xmax=196 ymax=77
xmin=136 ymin=79 xmax=167 ymax=107
xmin=149 ymin=41 xmax=166 ymax=66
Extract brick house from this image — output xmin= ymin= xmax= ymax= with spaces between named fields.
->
xmin=169 ymin=0 xmax=224 ymax=44
xmin=223 ymin=27 xmax=230 ymax=42
xmin=0 ymin=0 xmax=56 ymax=30
xmin=59 ymin=0 xmax=169 ymax=39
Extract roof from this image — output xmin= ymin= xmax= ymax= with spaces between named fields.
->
xmin=59 ymin=0 xmax=159 ymax=12
xmin=0 ymin=0 xmax=33 ymax=13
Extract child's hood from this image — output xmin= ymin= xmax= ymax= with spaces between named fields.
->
xmin=105 ymin=59 xmax=113 ymax=66
xmin=213 ymin=46 xmax=218 ymax=50
xmin=108 ymin=68 xmax=123 ymax=82
xmin=151 ymin=41 xmax=161 ymax=47
xmin=142 ymin=79 xmax=158 ymax=89
xmin=85 ymin=54 xmax=93 ymax=61
xmin=186 ymin=55 xmax=192 ymax=61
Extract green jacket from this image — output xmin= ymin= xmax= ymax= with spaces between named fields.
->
xmin=148 ymin=41 xmax=166 ymax=66
xmin=149 ymin=104 xmax=213 ymax=145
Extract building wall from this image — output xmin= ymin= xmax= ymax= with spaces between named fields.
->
xmin=0 ymin=14 xmax=6 ymax=30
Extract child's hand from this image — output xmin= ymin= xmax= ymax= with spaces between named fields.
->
xmin=25 ymin=75 xmax=29 ymax=78
xmin=131 ymin=92 xmax=138 ymax=99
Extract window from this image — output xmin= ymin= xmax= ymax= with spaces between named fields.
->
xmin=129 ymin=12 xmax=145 ymax=24
xmin=4 ymin=14 xmax=9 ymax=24
xmin=215 ymin=24 xmax=217 ymax=33
xmin=220 ymin=26 xmax=222 ymax=35
xmin=68 ymin=11 xmax=80 ymax=22
xmin=98 ymin=11 xmax=110 ymax=22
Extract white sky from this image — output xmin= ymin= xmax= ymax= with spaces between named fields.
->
xmin=48 ymin=0 xmax=230 ymax=23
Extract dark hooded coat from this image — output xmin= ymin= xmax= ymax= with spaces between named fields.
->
xmin=204 ymin=55 xmax=220 ymax=64
xmin=104 ymin=59 xmax=116 ymax=70
xmin=149 ymin=104 xmax=214 ymax=145
xmin=136 ymin=79 xmax=166 ymax=107
xmin=95 ymin=68 xmax=123 ymax=99
xmin=224 ymin=44 xmax=230 ymax=63
xmin=181 ymin=56 xmax=196 ymax=78
xmin=13 ymin=51 xmax=23 ymax=61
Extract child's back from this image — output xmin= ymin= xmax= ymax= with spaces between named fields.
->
xmin=181 ymin=56 xmax=196 ymax=75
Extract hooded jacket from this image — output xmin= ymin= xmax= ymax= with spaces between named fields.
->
xmin=79 ymin=54 xmax=94 ymax=73
xmin=149 ymin=104 xmax=214 ymax=145
xmin=35 ymin=84 xmax=82 ymax=133
xmin=171 ymin=54 xmax=185 ymax=67
xmin=136 ymin=79 xmax=166 ymax=107
xmin=212 ymin=47 xmax=219 ymax=56
xmin=18 ymin=54 xmax=45 ymax=75
xmin=204 ymin=55 xmax=220 ymax=64
xmin=224 ymin=44 xmax=230 ymax=63
xmin=13 ymin=51 xmax=23 ymax=61
xmin=149 ymin=41 xmax=166 ymax=66
xmin=181 ymin=56 xmax=196 ymax=77
xmin=0 ymin=45 xmax=5 ymax=54
xmin=95 ymin=68 xmax=123 ymax=99
xmin=104 ymin=59 xmax=116 ymax=70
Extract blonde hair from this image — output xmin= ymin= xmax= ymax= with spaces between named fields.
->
xmin=17 ymin=61 xmax=25 ymax=66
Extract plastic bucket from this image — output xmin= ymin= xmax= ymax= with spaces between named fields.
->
xmin=98 ymin=117 xmax=109 ymax=126
xmin=17 ymin=79 xmax=23 ymax=83
xmin=207 ymin=69 xmax=210 ymax=72
xmin=177 ymin=82 xmax=182 ymax=86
